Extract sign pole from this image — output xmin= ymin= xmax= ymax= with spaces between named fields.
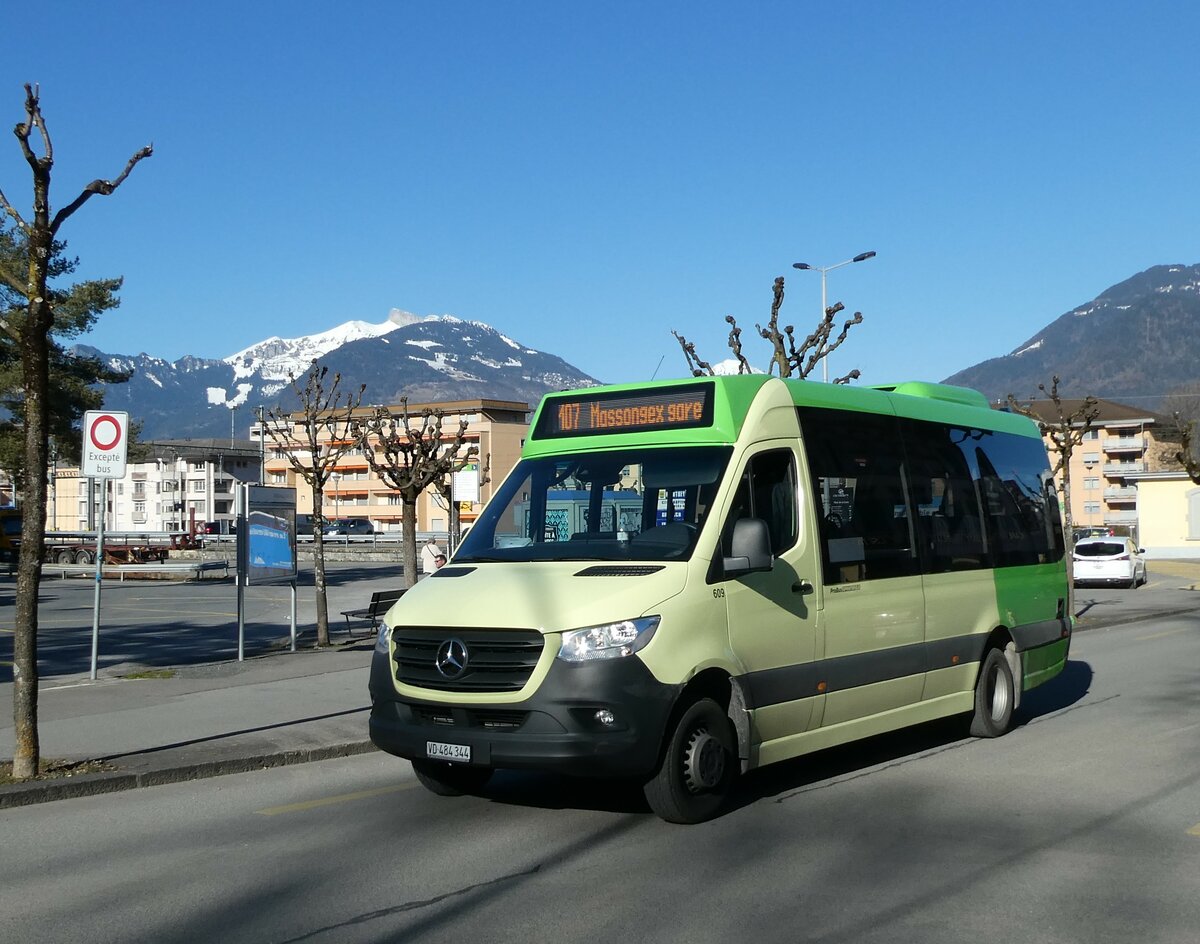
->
xmin=236 ymin=483 xmax=246 ymax=662
xmin=81 ymin=411 xmax=127 ymax=682
xmin=89 ymin=479 xmax=107 ymax=681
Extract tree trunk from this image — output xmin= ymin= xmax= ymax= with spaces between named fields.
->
xmin=1061 ymin=469 xmax=1075 ymax=620
xmin=12 ymin=300 xmax=52 ymax=780
xmin=402 ymin=497 xmax=419 ymax=588
xmin=311 ymin=485 xmax=330 ymax=647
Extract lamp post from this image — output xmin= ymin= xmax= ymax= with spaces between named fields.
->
xmin=331 ymin=471 xmax=341 ymax=524
xmin=792 ymin=251 xmax=876 ymax=382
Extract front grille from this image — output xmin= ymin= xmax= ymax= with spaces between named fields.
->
xmin=411 ymin=706 xmax=530 ymax=729
xmin=394 ymin=628 xmax=544 ymax=693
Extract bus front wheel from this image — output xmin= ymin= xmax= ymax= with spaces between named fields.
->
xmin=411 ymin=759 xmax=492 ymax=797
xmin=969 ymin=647 xmax=1015 ymax=738
xmin=644 ymin=697 xmax=736 ymax=824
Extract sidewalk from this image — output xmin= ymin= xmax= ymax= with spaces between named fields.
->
xmin=0 ymin=635 xmax=379 ymax=809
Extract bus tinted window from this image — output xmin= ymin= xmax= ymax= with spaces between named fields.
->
xmin=799 ymin=409 xmax=919 ymax=584
xmin=800 ymin=407 xmax=1063 ymax=580
xmin=973 ymin=434 xmax=1064 ymax=566
xmin=903 ymin=421 xmax=988 ymax=572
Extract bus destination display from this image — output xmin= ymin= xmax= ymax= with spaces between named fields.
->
xmin=537 ymin=384 xmax=713 ymax=438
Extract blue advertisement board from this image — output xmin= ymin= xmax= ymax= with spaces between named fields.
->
xmin=239 ymin=486 xmax=297 ymax=585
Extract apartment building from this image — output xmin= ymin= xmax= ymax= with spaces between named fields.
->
xmin=1018 ymin=398 xmax=1173 ymax=535
xmin=255 ymin=398 xmax=530 ymax=533
xmin=49 ymin=440 xmax=262 ymax=533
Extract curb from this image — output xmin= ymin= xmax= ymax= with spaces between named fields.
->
xmin=0 ymin=740 xmax=378 ymax=810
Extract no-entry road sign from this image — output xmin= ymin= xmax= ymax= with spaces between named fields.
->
xmin=81 ymin=411 xmax=130 ymax=479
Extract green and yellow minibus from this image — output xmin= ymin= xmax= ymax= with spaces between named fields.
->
xmin=369 ymin=375 xmax=1070 ymax=823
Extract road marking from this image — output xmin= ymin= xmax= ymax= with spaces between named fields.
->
xmin=1188 ymin=823 xmax=1200 ymax=837
xmin=1140 ymin=627 xmax=1194 ymax=641
xmin=255 ymin=783 xmax=415 ymax=816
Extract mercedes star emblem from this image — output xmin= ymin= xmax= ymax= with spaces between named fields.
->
xmin=435 ymin=638 xmax=469 ymax=679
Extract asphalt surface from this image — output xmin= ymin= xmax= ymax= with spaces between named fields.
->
xmin=2 ymin=559 xmax=1198 ymax=809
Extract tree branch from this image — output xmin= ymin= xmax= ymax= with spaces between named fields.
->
xmin=51 ymin=144 xmax=154 ymax=235
xmin=0 ymin=187 xmax=27 ymax=231
xmin=671 ymin=330 xmax=714 ymax=376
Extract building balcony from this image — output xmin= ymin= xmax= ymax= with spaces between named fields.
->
xmin=1103 ymin=487 xmax=1137 ymax=502
xmin=1104 ymin=437 xmax=1146 ymax=454
xmin=1103 ymin=462 xmax=1145 ymax=476
xmin=1104 ymin=510 xmax=1138 ymax=525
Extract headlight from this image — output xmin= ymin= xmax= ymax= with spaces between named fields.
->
xmin=558 ymin=616 xmax=659 ymax=662
xmin=375 ymin=621 xmax=392 ymax=653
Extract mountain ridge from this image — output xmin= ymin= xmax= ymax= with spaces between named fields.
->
xmin=942 ymin=263 xmax=1200 ymax=406
xmin=80 ymin=310 xmax=600 ymax=439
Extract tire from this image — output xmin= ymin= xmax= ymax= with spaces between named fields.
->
xmin=55 ymin=549 xmax=73 ymax=564
xmin=75 ymin=549 xmax=93 ymax=565
xmin=411 ymin=759 xmax=493 ymax=797
xmin=969 ymin=647 xmax=1016 ymax=738
xmin=643 ymin=697 xmax=737 ymax=824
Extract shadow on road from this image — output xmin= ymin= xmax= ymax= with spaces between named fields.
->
xmin=473 ymin=658 xmax=1094 ymax=819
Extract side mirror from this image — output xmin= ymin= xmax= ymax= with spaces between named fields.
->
xmin=723 ymin=518 xmax=773 ymax=578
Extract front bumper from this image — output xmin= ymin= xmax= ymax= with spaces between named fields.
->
xmin=368 ymin=647 xmax=679 ymax=779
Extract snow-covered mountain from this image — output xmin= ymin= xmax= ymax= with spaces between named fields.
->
xmin=83 ymin=310 xmax=600 ymax=439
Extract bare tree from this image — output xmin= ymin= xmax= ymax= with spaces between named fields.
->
xmin=1169 ymin=413 xmax=1200 ymax=482
xmin=674 ymin=275 xmax=864 ymax=383
xmin=263 ymin=362 xmax=364 ymax=647
xmin=1006 ymin=376 xmax=1100 ymax=601
xmin=0 ymin=85 xmax=150 ymax=780
xmin=352 ymin=401 xmax=481 ymax=584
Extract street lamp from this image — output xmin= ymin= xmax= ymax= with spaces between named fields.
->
xmin=792 ymin=251 xmax=876 ymax=382
xmin=331 ymin=472 xmax=341 ymax=524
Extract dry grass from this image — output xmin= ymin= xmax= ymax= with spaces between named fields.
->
xmin=0 ymin=757 xmax=115 ymax=785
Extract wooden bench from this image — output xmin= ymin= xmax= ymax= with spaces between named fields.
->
xmin=340 ymin=588 xmax=407 ymax=635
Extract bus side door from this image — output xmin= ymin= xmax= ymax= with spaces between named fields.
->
xmin=722 ymin=444 xmax=823 ymax=751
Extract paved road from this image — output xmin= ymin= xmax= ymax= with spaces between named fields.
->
xmin=3 ymin=609 xmax=1198 ymax=944
xmin=0 ymin=562 xmax=405 ymax=682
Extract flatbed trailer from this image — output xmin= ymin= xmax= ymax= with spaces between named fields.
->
xmin=42 ymin=530 xmax=192 ymax=566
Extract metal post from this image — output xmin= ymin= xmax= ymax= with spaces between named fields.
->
xmin=821 ymin=271 xmax=829 ymax=383
xmin=236 ymin=483 xmax=245 ymax=662
xmin=258 ymin=406 xmax=265 ymax=486
xmin=289 ymin=580 xmax=297 ymax=653
xmin=89 ymin=479 xmax=107 ymax=680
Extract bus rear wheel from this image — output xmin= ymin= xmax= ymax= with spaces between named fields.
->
xmin=411 ymin=759 xmax=492 ymax=797
xmin=643 ymin=697 xmax=736 ymax=824
xmin=969 ymin=647 xmax=1015 ymax=738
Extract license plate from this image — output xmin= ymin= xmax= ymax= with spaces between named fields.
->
xmin=426 ymin=741 xmax=471 ymax=763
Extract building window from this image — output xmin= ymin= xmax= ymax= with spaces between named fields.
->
xmin=1082 ymin=430 xmax=1100 ymax=441
xmin=191 ymin=480 xmax=207 ymax=493
xmin=134 ymin=501 xmax=145 ymax=514
xmin=1082 ymin=452 xmax=1100 ymax=466
xmin=1084 ymin=477 xmax=1099 ymax=490
xmin=1083 ymin=502 xmax=1101 ymax=514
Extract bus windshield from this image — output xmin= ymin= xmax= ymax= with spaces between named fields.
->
xmin=455 ymin=446 xmax=733 ymax=563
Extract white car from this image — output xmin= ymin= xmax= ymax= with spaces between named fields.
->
xmin=1073 ymin=536 xmax=1147 ymax=589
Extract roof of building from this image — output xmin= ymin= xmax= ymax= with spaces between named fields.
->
xmin=1006 ymin=397 xmax=1173 ymax=427
xmin=149 ymin=439 xmax=261 ymax=459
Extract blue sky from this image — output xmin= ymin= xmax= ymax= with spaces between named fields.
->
xmin=5 ymin=1 xmax=1199 ymax=390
